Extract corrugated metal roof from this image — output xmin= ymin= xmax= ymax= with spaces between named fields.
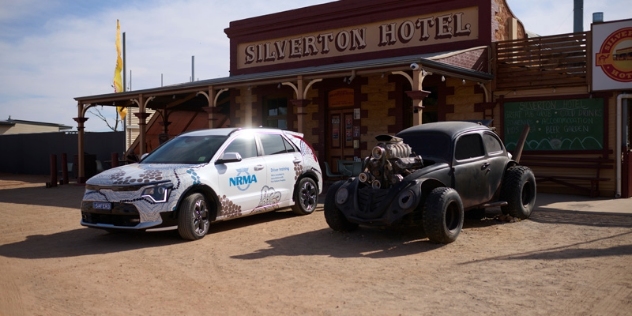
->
xmin=0 ymin=119 xmax=72 ymax=129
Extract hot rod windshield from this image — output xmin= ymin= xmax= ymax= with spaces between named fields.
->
xmin=141 ymin=135 xmax=228 ymax=164
xmin=398 ymin=132 xmax=451 ymax=161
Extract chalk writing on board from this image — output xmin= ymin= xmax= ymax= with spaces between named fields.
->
xmin=504 ymin=98 xmax=604 ymax=151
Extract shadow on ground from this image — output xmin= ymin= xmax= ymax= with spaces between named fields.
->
xmin=0 ymin=182 xmax=85 ymax=209
xmin=3 ymin=175 xmax=630 ymax=261
xmin=461 ymin=230 xmax=632 ymax=264
xmin=0 ymin=209 xmax=308 ymax=259
xmin=0 ymin=228 xmax=181 ymax=259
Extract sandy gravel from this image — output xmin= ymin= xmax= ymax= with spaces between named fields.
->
xmin=1 ymin=174 xmax=631 ymax=315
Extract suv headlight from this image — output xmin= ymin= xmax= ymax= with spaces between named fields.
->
xmin=141 ymin=183 xmax=172 ymax=203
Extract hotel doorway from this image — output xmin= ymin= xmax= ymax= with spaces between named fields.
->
xmin=326 ymin=88 xmax=356 ymax=175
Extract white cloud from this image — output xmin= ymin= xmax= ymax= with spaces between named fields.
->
xmin=0 ymin=0 xmax=332 ymax=131
xmin=506 ymin=0 xmax=632 ymax=35
xmin=0 ymin=0 xmax=630 ymax=132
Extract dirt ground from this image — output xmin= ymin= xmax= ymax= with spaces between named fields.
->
xmin=1 ymin=174 xmax=631 ymax=316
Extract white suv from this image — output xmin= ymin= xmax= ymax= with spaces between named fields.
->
xmin=80 ymin=128 xmax=323 ymax=240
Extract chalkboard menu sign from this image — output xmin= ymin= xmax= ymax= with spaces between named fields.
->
xmin=503 ymin=98 xmax=604 ymax=151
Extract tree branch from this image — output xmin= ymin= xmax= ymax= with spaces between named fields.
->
xmin=88 ymin=106 xmax=120 ymax=131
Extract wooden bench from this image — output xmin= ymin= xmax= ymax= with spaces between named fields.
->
xmin=519 ymin=155 xmax=614 ymax=197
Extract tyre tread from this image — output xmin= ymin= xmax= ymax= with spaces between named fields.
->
xmin=324 ymin=181 xmax=358 ymax=232
xmin=178 ymin=193 xmax=209 ymax=241
xmin=291 ymin=177 xmax=318 ymax=215
xmin=422 ymin=187 xmax=464 ymax=244
xmin=500 ymin=166 xmax=536 ymax=219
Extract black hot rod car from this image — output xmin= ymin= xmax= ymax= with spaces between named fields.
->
xmin=324 ymin=121 xmax=536 ymax=244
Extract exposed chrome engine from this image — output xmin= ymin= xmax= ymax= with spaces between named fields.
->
xmin=358 ymin=134 xmax=423 ymax=189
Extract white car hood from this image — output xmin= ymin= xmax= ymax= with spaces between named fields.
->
xmin=86 ymin=163 xmax=204 ymax=187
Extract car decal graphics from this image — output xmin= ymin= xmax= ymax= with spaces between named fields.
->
xmin=293 ymin=162 xmax=303 ymax=180
xmin=81 ymin=131 xmax=323 ymax=232
xmin=247 ymin=185 xmax=282 ymax=215
xmin=171 ymin=168 xmax=182 ymax=190
xmin=111 ymin=169 xmax=165 ymax=185
xmin=109 ymin=170 xmax=126 ymax=183
xmin=252 ymin=204 xmax=280 ymax=214
xmin=90 ymin=189 xmax=109 ymax=201
xmin=270 ymin=167 xmax=290 ymax=183
xmin=186 ymin=169 xmax=200 ymax=185
xmin=291 ymin=137 xmax=319 ymax=178
xmin=295 ymin=135 xmax=318 ymax=162
xmin=230 ymin=167 xmax=257 ymax=191
xmin=258 ymin=185 xmax=281 ymax=206
xmin=220 ymin=195 xmax=242 ymax=219
xmin=83 ymin=164 xmax=206 ymax=224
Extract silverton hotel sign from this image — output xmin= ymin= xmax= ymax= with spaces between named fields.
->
xmin=237 ymin=7 xmax=479 ymax=69
xmin=592 ymin=18 xmax=632 ymax=91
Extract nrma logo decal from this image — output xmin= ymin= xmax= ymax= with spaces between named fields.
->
xmin=230 ymin=168 xmax=257 ymax=191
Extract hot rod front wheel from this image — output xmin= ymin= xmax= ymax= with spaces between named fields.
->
xmin=422 ymin=187 xmax=464 ymax=244
xmin=324 ymin=181 xmax=358 ymax=232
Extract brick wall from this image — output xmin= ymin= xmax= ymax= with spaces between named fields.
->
xmin=445 ymin=79 xmax=485 ymax=121
xmin=360 ymin=74 xmax=397 ymax=156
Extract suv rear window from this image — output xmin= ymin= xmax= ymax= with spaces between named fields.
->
xmin=259 ymin=134 xmax=296 ymax=155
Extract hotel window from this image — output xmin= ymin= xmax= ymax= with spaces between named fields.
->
xmin=264 ymin=97 xmax=288 ymax=129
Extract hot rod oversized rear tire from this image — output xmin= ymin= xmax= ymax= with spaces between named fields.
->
xmin=500 ymin=166 xmax=536 ymax=219
xmin=324 ymin=181 xmax=358 ymax=232
xmin=422 ymin=187 xmax=464 ymax=244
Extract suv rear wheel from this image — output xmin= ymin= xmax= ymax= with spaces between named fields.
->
xmin=292 ymin=177 xmax=318 ymax=215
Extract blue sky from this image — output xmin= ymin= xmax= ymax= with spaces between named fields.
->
xmin=0 ymin=0 xmax=630 ymax=132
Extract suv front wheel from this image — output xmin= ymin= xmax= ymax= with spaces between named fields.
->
xmin=178 ymin=193 xmax=211 ymax=240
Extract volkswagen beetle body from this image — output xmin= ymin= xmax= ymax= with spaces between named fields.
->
xmin=324 ymin=121 xmax=536 ymax=243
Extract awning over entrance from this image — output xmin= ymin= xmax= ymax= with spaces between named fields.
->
xmin=72 ymin=46 xmax=492 ymax=183
xmin=75 ymin=46 xmax=492 ymax=104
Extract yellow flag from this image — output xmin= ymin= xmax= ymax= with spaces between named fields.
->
xmin=113 ymin=19 xmax=127 ymax=120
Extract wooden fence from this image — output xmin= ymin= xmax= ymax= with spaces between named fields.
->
xmin=494 ymin=32 xmax=588 ymax=90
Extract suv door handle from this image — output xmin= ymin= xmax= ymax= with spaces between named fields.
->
xmin=254 ymin=164 xmax=264 ymax=171
xmin=481 ymin=162 xmax=490 ymax=170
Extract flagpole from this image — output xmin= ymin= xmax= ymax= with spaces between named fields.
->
xmin=123 ymin=32 xmax=126 ymax=93
xmin=123 ymin=31 xmax=126 ymax=141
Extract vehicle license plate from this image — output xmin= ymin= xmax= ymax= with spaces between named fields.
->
xmin=93 ymin=202 xmax=112 ymax=210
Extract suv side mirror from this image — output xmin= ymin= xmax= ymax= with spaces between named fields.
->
xmin=216 ymin=152 xmax=242 ymax=164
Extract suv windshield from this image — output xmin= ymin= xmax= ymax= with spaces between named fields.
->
xmin=141 ymin=135 xmax=228 ymax=164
